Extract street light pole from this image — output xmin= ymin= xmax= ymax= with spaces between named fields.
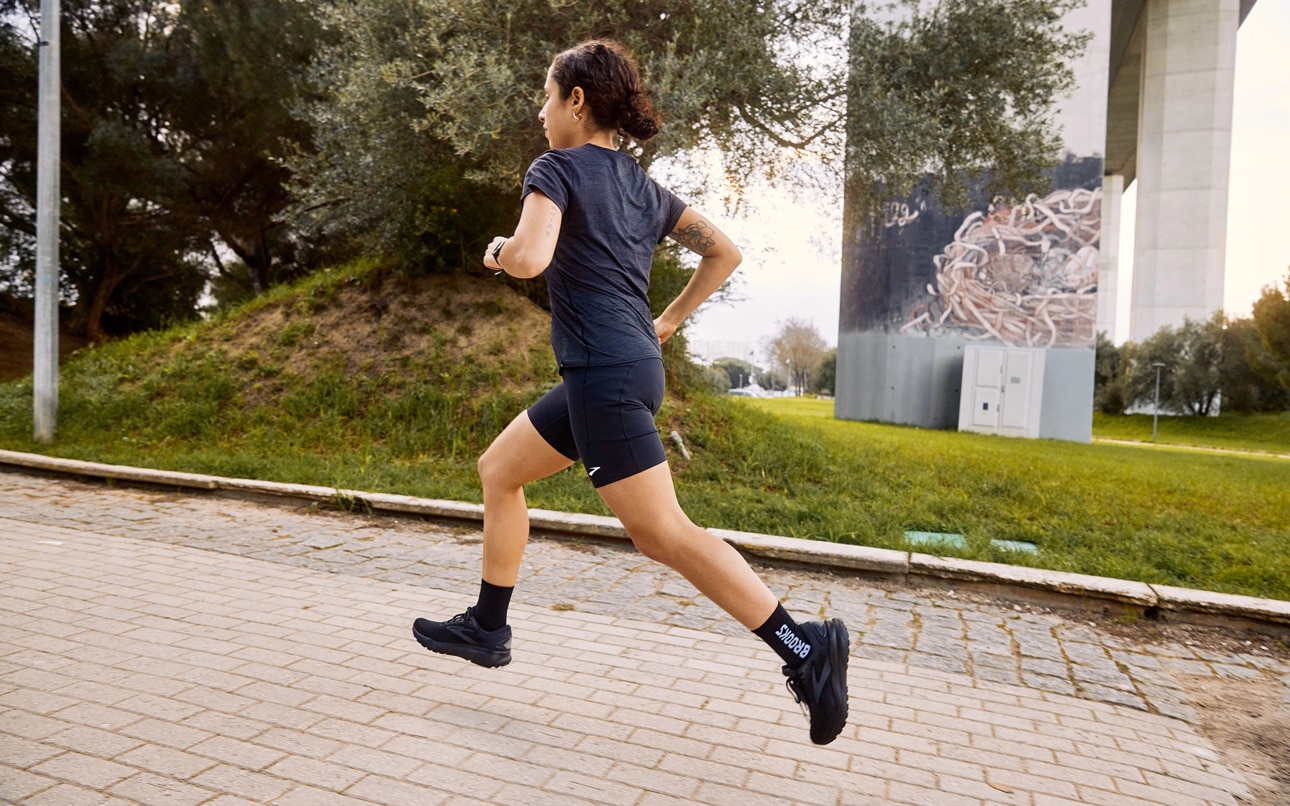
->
xmin=33 ymin=0 xmax=61 ymax=443
xmin=1151 ymin=362 xmax=1166 ymax=442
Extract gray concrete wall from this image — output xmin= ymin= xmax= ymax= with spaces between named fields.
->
xmin=837 ymin=332 xmax=1094 ymax=442
xmin=1038 ymin=347 xmax=1096 ymax=442
xmin=835 ymin=332 xmax=967 ymax=429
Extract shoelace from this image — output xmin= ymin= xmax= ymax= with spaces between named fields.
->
xmin=784 ymin=666 xmax=810 ymax=720
xmin=444 ymin=609 xmax=473 ymax=627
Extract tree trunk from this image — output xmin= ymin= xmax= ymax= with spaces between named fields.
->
xmin=219 ymin=228 xmax=269 ymax=295
xmin=82 ymin=259 xmax=122 ymax=343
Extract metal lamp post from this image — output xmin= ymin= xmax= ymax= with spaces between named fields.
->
xmin=1151 ymin=362 xmax=1166 ymax=442
xmin=33 ymin=0 xmax=61 ymax=442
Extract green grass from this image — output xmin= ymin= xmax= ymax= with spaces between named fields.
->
xmin=719 ymin=397 xmax=1289 ymax=600
xmin=2 ymin=264 xmax=1288 ymax=602
xmin=1091 ymin=410 xmax=1290 ymax=455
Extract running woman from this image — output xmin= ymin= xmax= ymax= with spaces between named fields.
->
xmin=412 ymin=39 xmax=850 ymax=745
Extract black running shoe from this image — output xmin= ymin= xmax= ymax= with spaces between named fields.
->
xmin=412 ymin=608 xmax=512 ymax=668
xmin=783 ymin=618 xmax=850 ymax=744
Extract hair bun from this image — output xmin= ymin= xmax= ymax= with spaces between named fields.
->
xmin=621 ymin=93 xmax=660 ymax=141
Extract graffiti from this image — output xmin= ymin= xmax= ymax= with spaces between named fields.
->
xmin=899 ymin=187 xmax=1101 ymax=347
xmin=884 ymin=201 xmax=921 ymax=228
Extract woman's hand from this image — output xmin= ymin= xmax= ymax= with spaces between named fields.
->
xmin=654 ymin=315 xmax=679 ymax=345
xmin=483 ymin=237 xmax=507 ymax=273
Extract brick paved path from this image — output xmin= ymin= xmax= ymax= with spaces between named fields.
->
xmin=2 ymin=469 xmax=1287 ymax=804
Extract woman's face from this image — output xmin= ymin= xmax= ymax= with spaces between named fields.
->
xmin=539 ymin=66 xmax=580 ymax=149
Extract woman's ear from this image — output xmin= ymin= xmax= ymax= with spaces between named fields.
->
xmin=569 ymin=86 xmax=585 ymax=115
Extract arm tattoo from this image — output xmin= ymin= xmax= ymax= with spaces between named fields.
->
xmin=670 ymin=220 xmax=717 ymax=254
xmin=544 ymin=207 xmax=559 ymax=237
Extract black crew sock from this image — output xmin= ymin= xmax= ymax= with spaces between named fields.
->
xmin=473 ymin=579 xmax=513 ymax=632
xmin=752 ymin=604 xmax=813 ymax=669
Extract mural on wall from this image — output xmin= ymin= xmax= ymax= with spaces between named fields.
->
xmin=898 ymin=186 xmax=1101 ymax=347
xmin=839 ymin=154 xmax=1105 ymax=349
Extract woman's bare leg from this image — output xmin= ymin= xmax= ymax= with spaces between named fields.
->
xmin=477 ymin=411 xmax=574 ymax=586
xmin=595 ymin=462 xmax=778 ymax=628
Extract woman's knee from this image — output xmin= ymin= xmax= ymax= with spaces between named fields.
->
xmin=477 ymin=444 xmax=514 ymax=491
xmin=628 ymin=529 xmax=669 ymax=563
xmin=625 ymin=515 xmax=690 ymax=565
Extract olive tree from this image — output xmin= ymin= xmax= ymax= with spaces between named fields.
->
xmin=287 ymin=0 xmax=843 ymax=270
xmin=1126 ymin=314 xmax=1224 ymax=416
xmin=844 ymin=0 xmax=1091 ymax=215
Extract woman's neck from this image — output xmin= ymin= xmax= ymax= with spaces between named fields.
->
xmin=577 ymin=130 xmax=618 ymax=150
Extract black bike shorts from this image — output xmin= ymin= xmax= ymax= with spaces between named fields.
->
xmin=527 ymin=357 xmax=667 ymax=488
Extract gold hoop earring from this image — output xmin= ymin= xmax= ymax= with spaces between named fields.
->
xmin=573 ymin=112 xmax=582 ymax=121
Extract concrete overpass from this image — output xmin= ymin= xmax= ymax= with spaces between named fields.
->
xmin=1101 ymin=0 xmax=1260 ymax=342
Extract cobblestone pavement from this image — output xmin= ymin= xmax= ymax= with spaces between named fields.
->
xmin=3 ymin=468 xmax=1289 ymax=804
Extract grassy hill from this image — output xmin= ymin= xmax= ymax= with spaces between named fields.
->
xmin=1 ymin=260 xmax=1288 ymax=600
xmin=0 ymin=260 xmax=572 ymax=496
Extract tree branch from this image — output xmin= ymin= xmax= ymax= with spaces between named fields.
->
xmin=733 ymin=104 xmax=844 ymax=151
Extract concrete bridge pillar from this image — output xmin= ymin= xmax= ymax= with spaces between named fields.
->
xmin=1098 ymin=173 xmax=1124 ymax=339
xmin=1130 ymin=0 xmax=1239 ymax=342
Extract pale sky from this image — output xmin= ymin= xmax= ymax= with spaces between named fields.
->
xmin=687 ymin=0 xmax=1290 ymax=359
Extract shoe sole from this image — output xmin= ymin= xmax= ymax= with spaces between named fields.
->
xmin=412 ymin=625 xmax=511 ymax=668
xmin=815 ymin=619 xmax=850 ymax=745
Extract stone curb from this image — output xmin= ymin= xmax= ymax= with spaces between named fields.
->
xmin=3 ymin=448 xmax=1287 ymax=633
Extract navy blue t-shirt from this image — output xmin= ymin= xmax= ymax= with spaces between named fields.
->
xmin=521 ymin=145 xmax=687 ymax=368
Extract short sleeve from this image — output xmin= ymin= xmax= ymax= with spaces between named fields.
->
xmin=522 ymin=152 xmax=570 ymax=212
xmin=659 ymin=188 xmax=687 ymax=243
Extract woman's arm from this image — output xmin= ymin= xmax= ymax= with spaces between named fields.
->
xmin=483 ymin=190 xmax=562 ymax=279
xmin=655 ymin=207 xmax=742 ymax=344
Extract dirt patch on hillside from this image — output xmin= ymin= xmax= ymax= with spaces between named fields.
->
xmin=207 ymin=269 xmax=558 ymax=395
xmin=0 ymin=309 xmax=93 ymax=382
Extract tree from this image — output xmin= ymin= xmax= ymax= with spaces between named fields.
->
xmin=287 ymin=0 xmax=843 ymax=272
xmin=712 ymin=357 xmax=758 ymax=390
xmin=22 ymin=0 xmax=207 ymax=339
xmin=701 ymin=365 xmax=731 ymax=395
xmin=813 ymin=348 xmax=837 ymax=396
xmin=169 ymin=0 xmax=330 ymax=300
xmin=1251 ymin=268 xmax=1290 ymax=394
xmin=0 ymin=0 xmax=323 ymax=338
xmin=0 ymin=0 xmax=1094 ymax=333
xmin=845 ymin=0 xmax=1090 ymax=216
xmin=1220 ymin=316 xmax=1288 ymax=413
xmin=768 ymin=318 xmax=828 ymax=396
xmin=757 ymin=367 xmax=788 ymax=392
xmin=290 ymin=0 xmax=1087 ymax=271
xmin=1093 ymin=332 xmax=1128 ymax=415
xmin=1171 ymin=315 xmax=1224 ymax=416
xmin=1125 ymin=314 xmax=1224 ymax=416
